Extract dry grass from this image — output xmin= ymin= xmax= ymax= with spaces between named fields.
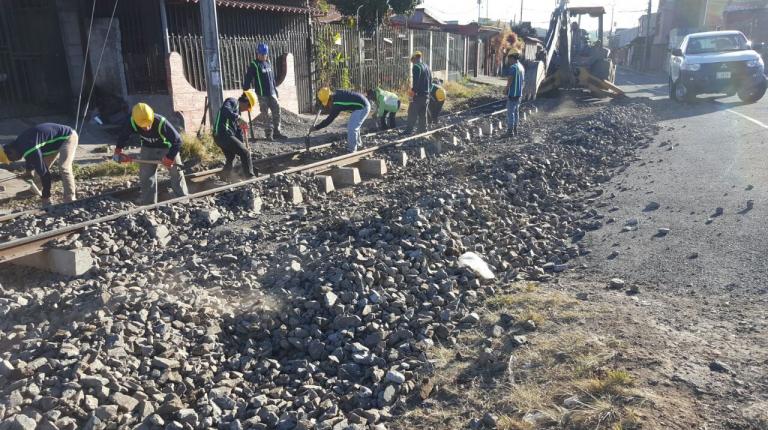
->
xmin=180 ymin=132 xmax=222 ymax=163
xmin=73 ymin=161 xmax=138 ymax=180
xmin=388 ymin=79 xmax=490 ymax=113
xmin=486 ymin=287 xmax=581 ymax=328
xmin=443 ymin=79 xmax=484 ymax=100
xmin=395 ymin=281 xmax=650 ymax=430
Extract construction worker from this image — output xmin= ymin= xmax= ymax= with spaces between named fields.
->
xmin=313 ymin=87 xmax=370 ymax=153
xmin=428 ymin=80 xmax=447 ymax=124
xmin=504 ymin=49 xmax=526 ymax=136
xmin=0 ymin=123 xmax=79 ymax=206
xmin=214 ymin=91 xmax=257 ymax=180
xmin=114 ymin=103 xmax=188 ymax=205
xmin=243 ymin=42 xmax=287 ymax=141
xmin=366 ymin=87 xmax=400 ymax=130
xmin=403 ymin=51 xmax=432 ymax=135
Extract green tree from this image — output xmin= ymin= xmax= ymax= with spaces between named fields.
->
xmin=329 ymin=0 xmax=418 ymax=31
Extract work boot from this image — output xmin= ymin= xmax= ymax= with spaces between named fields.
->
xmin=264 ymin=129 xmax=274 ymax=141
xmin=220 ymin=166 xmax=234 ymax=182
xmin=273 ymin=130 xmax=288 ymax=140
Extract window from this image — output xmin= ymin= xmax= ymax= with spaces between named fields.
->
xmin=686 ymin=34 xmax=748 ymax=54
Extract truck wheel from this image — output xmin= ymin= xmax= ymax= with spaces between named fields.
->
xmin=738 ymin=81 xmax=767 ymax=103
xmin=669 ymin=77 xmax=677 ymax=100
xmin=672 ymin=78 xmax=693 ymax=102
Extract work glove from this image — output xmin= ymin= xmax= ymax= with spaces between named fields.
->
xmin=161 ymin=156 xmax=175 ymax=169
xmin=112 ymin=148 xmax=133 ymax=163
xmin=239 ymin=120 xmax=249 ymax=133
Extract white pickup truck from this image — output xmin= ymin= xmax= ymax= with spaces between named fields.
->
xmin=669 ymin=30 xmax=766 ymax=103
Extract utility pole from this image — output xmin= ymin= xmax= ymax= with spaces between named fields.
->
xmin=306 ymin=0 xmax=315 ymax=111
xmin=609 ymin=2 xmax=615 ymax=38
xmin=199 ymin=0 xmax=223 ymax=126
xmin=701 ymin=0 xmax=710 ymax=29
xmin=643 ymin=0 xmax=652 ymax=71
xmin=477 ymin=0 xmax=481 ymax=24
xmin=520 ymin=0 xmax=524 ymax=24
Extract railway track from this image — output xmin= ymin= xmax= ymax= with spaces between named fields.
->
xmin=0 ymin=99 xmax=507 ymax=224
xmin=0 ymin=98 xmax=531 ymax=264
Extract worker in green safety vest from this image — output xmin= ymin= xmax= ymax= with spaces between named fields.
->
xmin=366 ymin=88 xmax=401 ymax=130
xmin=115 ymin=103 xmax=189 ymax=205
xmin=0 ymin=123 xmax=79 ymax=206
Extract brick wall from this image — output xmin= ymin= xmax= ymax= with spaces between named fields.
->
xmin=166 ymin=52 xmax=300 ymax=131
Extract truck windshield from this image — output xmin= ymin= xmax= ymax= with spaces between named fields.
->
xmin=685 ymin=34 xmax=749 ymax=54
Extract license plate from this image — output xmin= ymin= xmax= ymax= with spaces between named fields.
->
xmin=716 ymin=71 xmax=731 ymax=79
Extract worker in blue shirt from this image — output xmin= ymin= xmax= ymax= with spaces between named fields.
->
xmin=213 ymin=91 xmax=257 ymax=180
xmin=0 ymin=123 xmax=79 ymax=205
xmin=114 ymin=103 xmax=189 ymax=205
xmin=243 ymin=42 xmax=287 ymax=141
xmin=504 ymin=49 xmax=525 ymax=136
xmin=313 ymin=87 xmax=371 ymax=153
xmin=404 ymin=51 xmax=432 ymax=135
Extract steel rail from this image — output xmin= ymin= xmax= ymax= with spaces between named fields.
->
xmin=0 ymin=104 xmax=516 ymax=263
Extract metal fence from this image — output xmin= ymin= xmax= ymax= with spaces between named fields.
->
xmin=0 ymin=0 xmax=72 ymax=118
xmin=164 ymin=4 xmax=474 ymax=113
xmin=315 ymin=23 xmax=471 ymax=95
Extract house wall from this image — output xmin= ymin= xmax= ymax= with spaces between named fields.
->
xmin=167 ymin=52 xmax=300 ymax=132
xmin=725 ymin=9 xmax=768 ymax=44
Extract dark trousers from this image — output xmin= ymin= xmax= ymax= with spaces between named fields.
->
xmin=379 ymin=111 xmax=396 ymax=129
xmin=406 ymin=95 xmax=428 ymax=132
xmin=428 ymin=100 xmax=444 ymax=124
xmin=214 ymin=134 xmax=254 ymax=178
xmin=257 ymin=95 xmax=281 ymax=135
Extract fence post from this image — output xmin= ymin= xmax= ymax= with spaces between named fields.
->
xmin=428 ymin=31 xmax=433 ymax=70
xmin=463 ymin=36 xmax=468 ymax=77
xmin=445 ymin=32 xmax=450 ymax=81
xmin=358 ymin=30 xmax=364 ymax=90
xmin=409 ymin=30 xmax=414 ymax=87
xmin=477 ymin=39 xmax=482 ymax=76
xmin=375 ymin=28 xmax=380 ymax=89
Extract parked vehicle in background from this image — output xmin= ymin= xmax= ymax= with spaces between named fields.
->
xmin=669 ymin=30 xmax=767 ymax=103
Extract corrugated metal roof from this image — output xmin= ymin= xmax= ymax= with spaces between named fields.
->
xmin=170 ymin=0 xmax=313 ymax=14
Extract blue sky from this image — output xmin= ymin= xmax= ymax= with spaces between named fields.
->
xmin=421 ymin=0 xmax=660 ymax=31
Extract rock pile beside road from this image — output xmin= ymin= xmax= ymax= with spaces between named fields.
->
xmin=0 ymin=101 xmax=657 ymax=429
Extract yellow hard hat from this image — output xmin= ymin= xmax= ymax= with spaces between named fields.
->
xmin=317 ymin=87 xmax=332 ymax=107
xmin=132 ymin=103 xmax=155 ymax=129
xmin=411 ymin=50 xmax=423 ymax=60
xmin=507 ymin=47 xmax=521 ymax=57
xmin=241 ymin=90 xmax=257 ymax=110
xmin=434 ymin=87 xmax=446 ymax=102
xmin=0 ymin=146 xmax=9 ymax=164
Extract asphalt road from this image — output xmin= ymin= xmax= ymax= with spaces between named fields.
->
xmin=585 ymin=67 xmax=768 ymax=294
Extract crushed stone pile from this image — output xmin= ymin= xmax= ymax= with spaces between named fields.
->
xmin=0 ymin=101 xmax=656 ymax=430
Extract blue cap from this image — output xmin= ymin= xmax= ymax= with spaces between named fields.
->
xmin=257 ymin=43 xmax=269 ymax=56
